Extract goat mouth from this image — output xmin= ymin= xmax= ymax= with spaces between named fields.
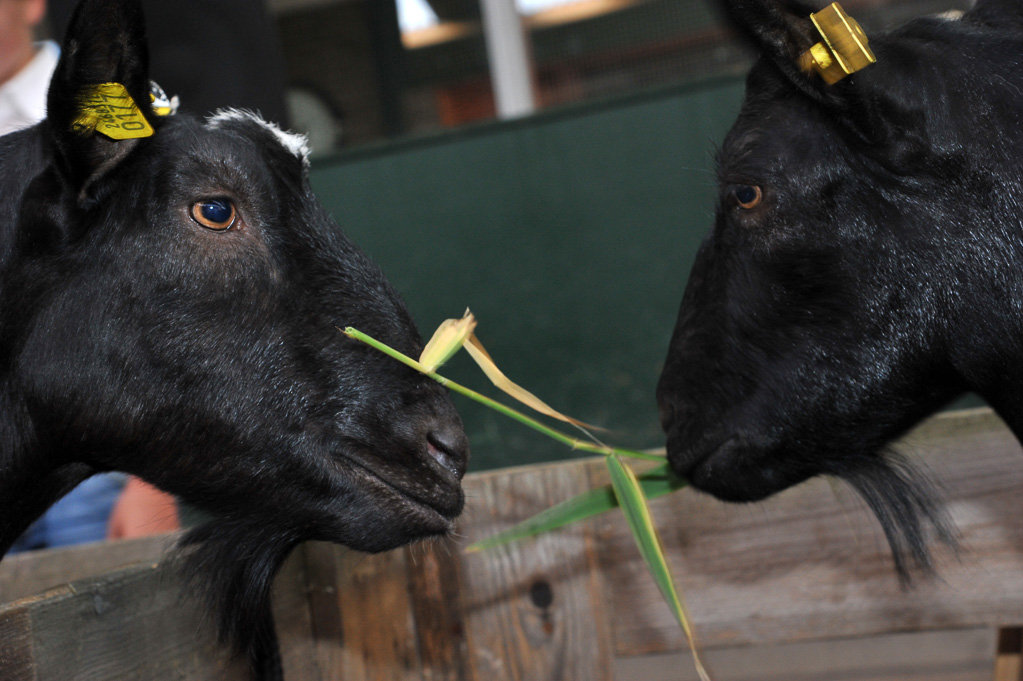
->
xmin=347 ymin=457 xmax=464 ymax=524
xmin=666 ymin=428 xmax=729 ymax=484
xmin=671 ymin=434 xmax=792 ymax=503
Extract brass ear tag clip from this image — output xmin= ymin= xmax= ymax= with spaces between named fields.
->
xmin=798 ymin=2 xmax=876 ymax=84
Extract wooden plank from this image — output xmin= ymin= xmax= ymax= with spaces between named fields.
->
xmin=995 ymin=627 xmax=1023 ymax=681
xmin=405 ymin=538 xmax=472 ymax=681
xmin=275 ymin=545 xmax=321 ymax=681
xmin=590 ymin=408 xmax=1023 ymax=655
xmin=615 ymin=628 xmax=997 ymax=681
xmin=0 ymin=534 xmax=177 ymax=603
xmin=297 ymin=541 xmax=422 ymax=681
xmin=0 ymin=601 xmax=36 ymax=681
xmin=0 ymin=563 xmax=249 ymax=681
xmin=456 ymin=460 xmax=614 ymax=681
xmin=299 ymin=541 xmax=345 ymax=679
xmin=334 ymin=547 xmax=421 ymax=681
xmin=1 ymin=537 xmax=321 ymax=681
xmin=2 ymin=408 xmax=1021 ymax=679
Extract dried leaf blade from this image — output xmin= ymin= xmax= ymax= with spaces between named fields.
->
xmin=419 ymin=309 xmax=476 ymax=372
xmin=463 ymin=333 xmax=600 ymax=429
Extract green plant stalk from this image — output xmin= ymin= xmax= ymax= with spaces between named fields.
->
xmin=467 ymin=461 xmax=688 ymax=552
xmin=343 ymin=327 xmax=664 ymax=463
xmin=606 ymin=454 xmax=710 ymax=681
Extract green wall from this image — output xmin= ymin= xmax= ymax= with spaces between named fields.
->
xmin=310 ymin=79 xmax=746 ymax=472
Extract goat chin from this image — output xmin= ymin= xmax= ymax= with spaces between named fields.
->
xmin=840 ymin=452 xmax=959 ymax=583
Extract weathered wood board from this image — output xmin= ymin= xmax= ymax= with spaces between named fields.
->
xmin=0 ymin=564 xmax=249 ymax=681
xmin=0 ymin=534 xmax=177 ymax=604
xmin=594 ymin=407 xmax=1023 ymax=654
xmin=1 ymin=408 xmax=1021 ymax=680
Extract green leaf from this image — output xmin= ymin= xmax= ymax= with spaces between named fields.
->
xmin=606 ymin=454 xmax=710 ymax=681
xmin=466 ymin=462 xmax=686 ymax=553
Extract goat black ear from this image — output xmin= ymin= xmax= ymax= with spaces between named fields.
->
xmin=719 ymin=0 xmax=829 ymax=101
xmin=46 ymin=0 xmax=154 ymax=199
xmin=723 ymin=0 xmax=933 ymax=172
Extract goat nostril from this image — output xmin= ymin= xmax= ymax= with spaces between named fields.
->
xmin=427 ymin=441 xmax=454 ymax=475
xmin=427 ymin=425 xmax=469 ymax=478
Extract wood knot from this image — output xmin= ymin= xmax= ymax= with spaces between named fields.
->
xmin=529 ymin=579 xmax=553 ymax=609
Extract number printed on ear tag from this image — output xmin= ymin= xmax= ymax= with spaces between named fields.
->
xmin=73 ymin=83 xmax=154 ymax=140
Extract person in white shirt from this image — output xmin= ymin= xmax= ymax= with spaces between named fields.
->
xmin=0 ymin=0 xmax=56 ymax=136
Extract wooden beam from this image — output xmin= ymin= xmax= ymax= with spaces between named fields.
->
xmin=455 ymin=457 xmax=615 ymax=680
xmin=0 ymin=534 xmax=176 ymax=604
xmin=0 ymin=564 xmax=249 ymax=681
xmin=588 ymin=408 xmax=1023 ymax=654
xmin=996 ymin=627 xmax=1023 ymax=681
xmin=1 ymin=408 xmax=1022 ymax=680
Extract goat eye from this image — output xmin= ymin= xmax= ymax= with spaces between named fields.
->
xmin=190 ymin=199 xmax=237 ymax=230
xmin=733 ymin=185 xmax=763 ymax=210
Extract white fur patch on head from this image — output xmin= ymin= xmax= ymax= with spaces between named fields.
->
xmin=207 ymin=108 xmax=311 ymax=168
xmin=934 ymin=10 xmax=963 ymax=21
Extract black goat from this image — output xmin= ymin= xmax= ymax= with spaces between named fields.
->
xmin=0 ymin=0 xmax=469 ymax=677
xmin=657 ymin=0 xmax=1023 ymax=578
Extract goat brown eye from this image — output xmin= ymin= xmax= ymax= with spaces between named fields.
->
xmin=190 ymin=199 xmax=237 ymax=230
xmin=733 ymin=185 xmax=763 ymax=209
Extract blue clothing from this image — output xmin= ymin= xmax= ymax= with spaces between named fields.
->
xmin=8 ymin=473 xmax=128 ymax=553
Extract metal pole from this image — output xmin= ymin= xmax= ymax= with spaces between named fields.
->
xmin=478 ymin=0 xmax=537 ymax=119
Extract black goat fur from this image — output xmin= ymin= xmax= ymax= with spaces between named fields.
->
xmin=0 ymin=1 xmax=469 ymax=678
xmin=657 ymin=0 xmax=1023 ymax=580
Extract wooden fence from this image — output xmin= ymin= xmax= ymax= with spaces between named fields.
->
xmin=2 ymin=408 xmax=1023 ymax=680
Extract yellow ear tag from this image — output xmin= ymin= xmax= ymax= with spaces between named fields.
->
xmin=73 ymin=83 xmax=154 ymax=140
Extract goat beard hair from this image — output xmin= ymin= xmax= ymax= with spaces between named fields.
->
xmin=840 ymin=451 xmax=959 ymax=583
xmin=174 ymin=518 xmax=300 ymax=681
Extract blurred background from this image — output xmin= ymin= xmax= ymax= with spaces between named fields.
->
xmin=42 ymin=0 xmax=975 ymax=475
xmin=265 ymin=0 xmax=962 ymax=152
xmin=214 ymin=0 xmax=974 ymax=472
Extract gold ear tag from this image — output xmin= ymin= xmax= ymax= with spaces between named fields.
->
xmin=72 ymin=83 xmax=154 ymax=140
xmin=798 ymin=2 xmax=876 ymax=84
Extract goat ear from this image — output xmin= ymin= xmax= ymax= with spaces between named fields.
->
xmin=721 ymin=0 xmax=884 ymax=103
xmin=719 ymin=0 xmax=829 ymax=100
xmin=725 ymin=0 xmax=933 ymax=170
xmin=46 ymin=0 xmax=154 ymax=199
